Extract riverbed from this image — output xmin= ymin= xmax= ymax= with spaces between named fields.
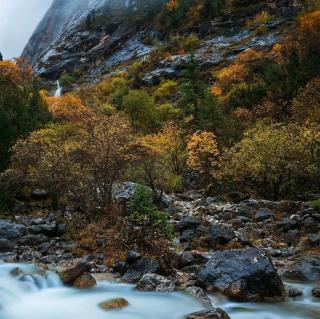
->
xmin=0 ymin=263 xmax=319 ymax=319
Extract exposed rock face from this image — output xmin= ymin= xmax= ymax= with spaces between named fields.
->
xmin=22 ymin=0 xmax=165 ymax=79
xmin=197 ymin=248 xmax=286 ymax=302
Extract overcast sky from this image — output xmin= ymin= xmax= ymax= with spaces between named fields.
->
xmin=0 ymin=0 xmax=53 ymax=58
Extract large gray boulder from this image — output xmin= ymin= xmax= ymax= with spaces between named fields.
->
xmin=0 ymin=220 xmax=26 ymax=239
xmin=197 ymin=248 xmax=285 ymax=302
xmin=282 ymin=254 xmax=320 ymax=282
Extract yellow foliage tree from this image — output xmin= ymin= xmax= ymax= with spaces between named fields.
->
xmin=187 ymin=131 xmax=219 ymax=185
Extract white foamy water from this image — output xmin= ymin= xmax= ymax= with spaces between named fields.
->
xmin=0 ymin=263 xmax=319 ymax=319
xmin=0 ymin=263 xmax=203 ymax=319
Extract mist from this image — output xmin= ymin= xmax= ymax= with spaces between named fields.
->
xmin=0 ymin=0 xmax=53 ymax=58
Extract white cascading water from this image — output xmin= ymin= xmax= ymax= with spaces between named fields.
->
xmin=54 ymin=80 xmax=62 ymax=97
xmin=0 ymin=263 xmax=319 ymax=319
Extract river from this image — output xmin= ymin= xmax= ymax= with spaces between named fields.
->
xmin=0 ymin=263 xmax=319 ymax=319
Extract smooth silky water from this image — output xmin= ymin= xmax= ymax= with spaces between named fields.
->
xmin=0 ymin=263 xmax=319 ymax=319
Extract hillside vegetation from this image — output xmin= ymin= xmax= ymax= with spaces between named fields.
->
xmin=1 ymin=0 xmax=320 ymax=217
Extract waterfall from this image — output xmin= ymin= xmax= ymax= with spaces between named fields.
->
xmin=54 ymin=80 xmax=62 ymax=97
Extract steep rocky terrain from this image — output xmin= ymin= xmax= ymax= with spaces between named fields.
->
xmin=22 ymin=0 xmax=301 ymax=83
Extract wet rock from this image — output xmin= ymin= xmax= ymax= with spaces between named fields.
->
xmin=136 ymin=273 xmax=175 ymax=292
xmin=312 ymin=287 xmax=320 ymax=298
xmin=185 ymin=286 xmax=212 ymax=308
xmin=59 ymin=259 xmax=89 ymax=284
xmin=255 ymin=209 xmax=275 ymax=222
xmin=197 ymin=248 xmax=285 ymax=302
xmin=122 ymin=258 xmax=160 ymax=283
xmin=207 ymin=225 xmax=235 ymax=245
xmin=29 ymin=224 xmax=58 ymax=237
xmin=302 ymin=217 xmax=319 ymax=233
xmin=308 ymin=233 xmax=320 ymax=246
xmin=186 ymin=308 xmax=231 ymax=319
xmin=19 ymin=234 xmax=48 ymax=246
xmin=0 ymin=220 xmax=26 ymax=239
xmin=126 ymin=251 xmax=142 ymax=265
xmin=282 ymin=254 xmax=320 ymax=282
xmin=73 ymin=273 xmax=96 ymax=289
xmin=179 ymin=251 xmax=208 ymax=268
xmin=277 ymin=219 xmax=298 ymax=232
xmin=31 ymin=189 xmax=48 ymax=200
xmin=99 ymin=298 xmax=129 ymax=311
xmin=283 ymin=229 xmax=299 ymax=246
xmin=177 ymin=216 xmax=201 ymax=232
xmin=112 ymin=261 xmax=128 ymax=275
xmin=287 ymin=287 xmax=303 ymax=297
xmin=0 ymin=238 xmax=14 ymax=252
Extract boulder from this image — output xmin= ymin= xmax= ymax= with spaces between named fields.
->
xmin=207 ymin=225 xmax=235 ymax=245
xmin=31 ymin=189 xmax=49 ymax=200
xmin=287 ymin=287 xmax=303 ymax=297
xmin=282 ymin=254 xmax=320 ymax=282
xmin=179 ymin=251 xmax=208 ymax=268
xmin=126 ymin=251 xmax=142 ymax=265
xmin=255 ymin=209 xmax=275 ymax=222
xmin=73 ymin=273 xmax=96 ymax=289
xmin=185 ymin=286 xmax=212 ymax=308
xmin=186 ymin=308 xmax=231 ymax=319
xmin=0 ymin=238 xmax=13 ymax=252
xmin=302 ymin=217 xmax=319 ymax=233
xmin=59 ymin=259 xmax=89 ymax=284
xmin=18 ymin=234 xmax=48 ymax=246
xmin=112 ymin=261 xmax=128 ymax=275
xmin=122 ymin=258 xmax=160 ymax=283
xmin=0 ymin=220 xmax=26 ymax=239
xmin=136 ymin=273 xmax=175 ymax=292
xmin=29 ymin=223 xmax=58 ymax=237
xmin=312 ymin=287 xmax=320 ymax=298
xmin=99 ymin=298 xmax=129 ymax=311
xmin=197 ymin=248 xmax=285 ymax=302
xmin=177 ymin=216 xmax=201 ymax=232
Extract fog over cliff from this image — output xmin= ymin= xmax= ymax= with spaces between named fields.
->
xmin=0 ymin=0 xmax=52 ymax=58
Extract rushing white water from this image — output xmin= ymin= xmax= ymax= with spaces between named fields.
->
xmin=54 ymin=80 xmax=62 ymax=97
xmin=0 ymin=263 xmax=319 ymax=319
xmin=213 ymin=281 xmax=320 ymax=319
xmin=0 ymin=263 xmax=203 ymax=319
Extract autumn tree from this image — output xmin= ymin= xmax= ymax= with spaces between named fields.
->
xmin=8 ymin=113 xmax=136 ymax=213
xmin=0 ymin=60 xmax=51 ymax=170
xmin=137 ymin=122 xmax=186 ymax=194
xmin=42 ymin=92 xmax=94 ymax=122
xmin=187 ymin=131 xmax=219 ymax=185
xmin=123 ymin=90 xmax=157 ymax=132
xmin=217 ymin=123 xmax=313 ymax=199
xmin=9 ymin=123 xmax=84 ymax=209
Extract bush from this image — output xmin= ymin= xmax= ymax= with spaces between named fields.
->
xmin=127 ymin=185 xmax=173 ymax=239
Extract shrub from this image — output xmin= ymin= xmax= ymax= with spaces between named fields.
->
xmin=127 ymin=185 xmax=173 ymax=239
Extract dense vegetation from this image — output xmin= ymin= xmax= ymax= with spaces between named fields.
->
xmin=1 ymin=1 xmax=320 ymax=239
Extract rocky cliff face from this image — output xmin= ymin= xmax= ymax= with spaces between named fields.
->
xmin=22 ymin=0 xmax=165 ymax=80
xmin=22 ymin=0 xmax=301 ymax=83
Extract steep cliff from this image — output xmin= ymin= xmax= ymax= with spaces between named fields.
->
xmin=22 ymin=0 xmax=301 ymax=83
xmin=22 ymin=0 xmax=165 ymax=80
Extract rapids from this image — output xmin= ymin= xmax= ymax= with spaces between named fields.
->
xmin=0 ymin=263 xmax=319 ymax=319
